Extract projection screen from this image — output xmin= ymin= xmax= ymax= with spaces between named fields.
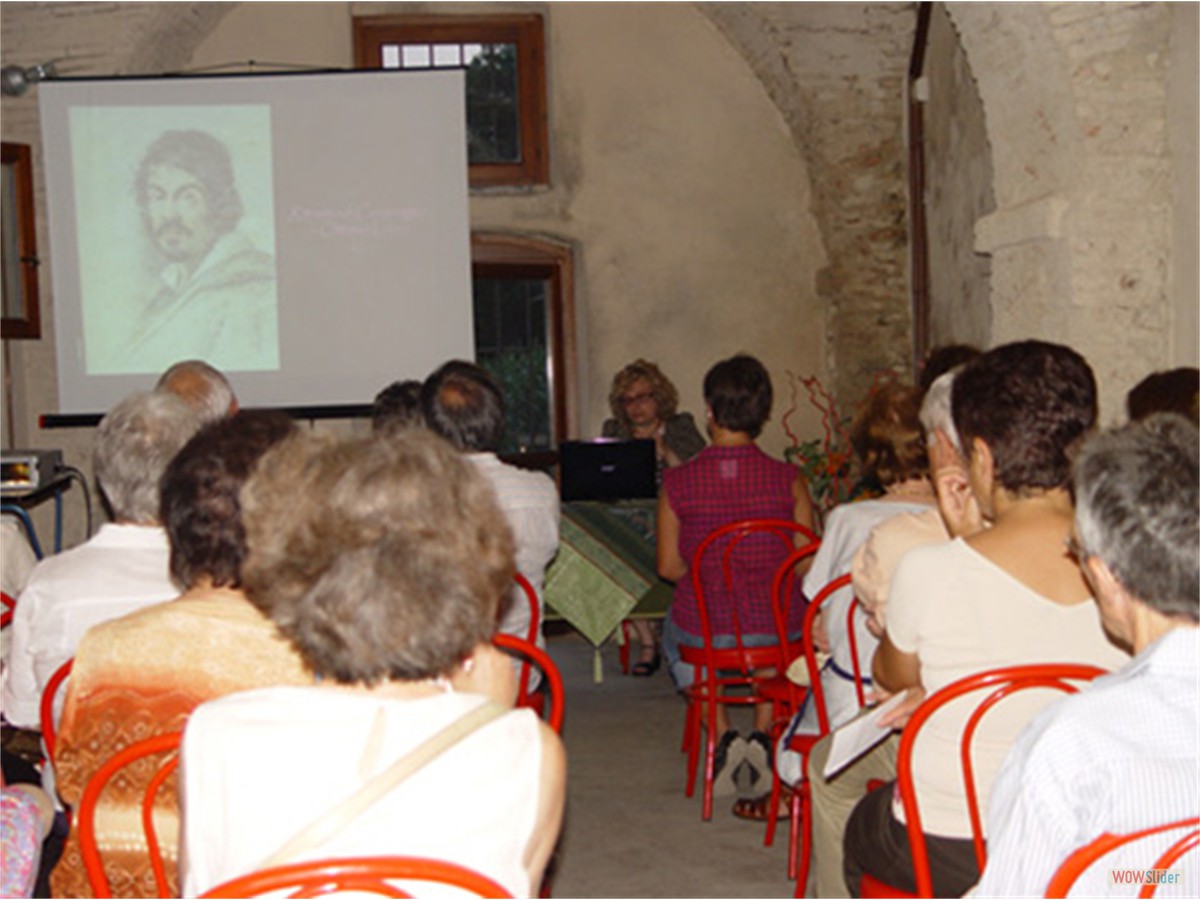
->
xmin=39 ymin=69 xmax=473 ymax=414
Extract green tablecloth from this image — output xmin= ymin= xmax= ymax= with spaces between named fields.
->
xmin=543 ymin=500 xmax=671 ymax=651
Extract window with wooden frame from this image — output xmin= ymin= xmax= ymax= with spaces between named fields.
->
xmin=354 ymin=14 xmax=549 ymax=189
xmin=471 ymin=234 xmax=574 ymax=464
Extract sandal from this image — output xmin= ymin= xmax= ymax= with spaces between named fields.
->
xmin=731 ymin=785 xmax=794 ymax=822
xmin=630 ymin=651 xmax=661 ymax=677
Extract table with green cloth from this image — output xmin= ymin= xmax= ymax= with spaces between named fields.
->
xmin=543 ymin=499 xmax=672 ymax=681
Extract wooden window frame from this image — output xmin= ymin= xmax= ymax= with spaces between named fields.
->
xmin=472 ymin=233 xmax=575 ymax=467
xmin=354 ymin=14 xmax=549 ymax=189
xmin=2 ymin=142 xmax=41 ymax=340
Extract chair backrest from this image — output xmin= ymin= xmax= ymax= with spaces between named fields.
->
xmin=690 ymin=517 xmax=819 ymax=658
xmin=896 ymin=664 xmax=1107 ymax=898
xmin=793 ymin=571 xmax=869 ymax=734
xmin=512 ymin=573 xmax=541 ymax=701
xmin=39 ymin=657 xmax=73 ymax=761
xmin=77 ymin=731 xmax=183 ymax=899
xmin=1043 ymin=817 xmax=1200 ymax=898
xmin=492 ymin=632 xmax=564 ymax=734
xmin=1 ymin=590 xmax=15 ymax=630
xmin=198 ymin=855 xmax=514 ymax=898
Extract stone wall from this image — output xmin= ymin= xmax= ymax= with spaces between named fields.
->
xmin=922 ymin=3 xmax=993 ymax=351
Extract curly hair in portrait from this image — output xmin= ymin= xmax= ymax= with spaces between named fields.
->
xmin=239 ymin=429 xmax=516 ymax=685
xmin=703 ymin=354 xmax=773 ymax=438
xmin=850 ymin=382 xmax=929 ymax=487
xmin=93 ymin=391 xmax=203 ymax=525
xmin=1073 ymin=413 xmax=1199 ymax=622
xmin=1125 ymin=367 xmax=1200 ymax=424
xmin=421 ymin=360 xmax=506 ymax=453
xmin=160 ymin=410 xmax=296 ymax=591
xmin=952 ymin=340 xmax=1097 ymax=494
xmin=607 ymin=359 xmax=680 ymax=427
xmin=135 ymin=130 xmax=244 ymax=236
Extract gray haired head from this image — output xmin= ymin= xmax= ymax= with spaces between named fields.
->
xmin=1073 ymin=413 xmax=1199 ymax=622
xmin=94 ymin=391 xmax=204 ymax=524
xmin=157 ymin=359 xmax=237 ymax=424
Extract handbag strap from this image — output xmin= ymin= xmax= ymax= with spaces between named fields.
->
xmin=259 ymin=699 xmax=508 ymax=868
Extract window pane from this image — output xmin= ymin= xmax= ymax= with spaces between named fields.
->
xmin=381 ymin=45 xmax=401 ymax=69
xmin=465 ymin=43 xmax=521 ymax=164
xmin=433 ymin=44 xmax=461 ymax=67
xmin=473 ymin=276 xmax=551 ymax=453
xmin=401 ymin=44 xmax=430 ymax=68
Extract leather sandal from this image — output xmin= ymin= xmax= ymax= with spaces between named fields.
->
xmin=630 ymin=650 xmax=661 ymax=677
xmin=731 ymin=787 xmax=793 ymax=822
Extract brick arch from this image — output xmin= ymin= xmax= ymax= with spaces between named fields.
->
xmin=945 ymin=2 xmax=1175 ymax=413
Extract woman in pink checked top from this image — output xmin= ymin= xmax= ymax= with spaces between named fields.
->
xmin=657 ymin=354 xmax=816 ymax=795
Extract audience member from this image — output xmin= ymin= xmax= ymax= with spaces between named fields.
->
xmin=2 ymin=392 xmax=201 ymax=732
xmin=851 ymin=369 xmax=968 ymax=635
xmin=1125 ymin=366 xmax=1199 ymax=423
xmin=422 ymin=361 xmax=559 ymax=656
xmin=180 ymin=429 xmax=566 ymax=897
xmin=50 ymin=411 xmax=310 ymax=898
xmin=750 ymin=383 xmax=935 ymax=820
xmin=658 ymin=354 xmax=816 ymax=795
xmin=156 ymin=359 xmax=238 ymax=422
xmin=602 ymin=358 xmax=706 ymax=674
xmin=842 ymin=340 xmax=1130 ymax=896
xmin=976 ymin=413 xmax=1198 ymax=895
xmin=372 ymin=378 xmax=424 ymax=434
xmin=1 ymin=784 xmax=55 ymax=898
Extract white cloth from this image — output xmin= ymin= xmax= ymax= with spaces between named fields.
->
xmin=467 ymin=453 xmax=559 ymax=647
xmin=776 ymin=498 xmax=934 ymax=785
xmin=886 ymin=538 xmax=1130 ymax=838
xmin=1 ymin=519 xmax=39 ymax=666
xmin=802 ymin=498 xmax=935 ymax=728
xmin=851 ymin=506 xmax=949 ymax=631
xmin=1 ymin=524 xmax=176 ymax=728
xmin=975 ymin=627 xmax=1199 ymax=898
xmin=181 ymin=686 xmax=544 ymax=898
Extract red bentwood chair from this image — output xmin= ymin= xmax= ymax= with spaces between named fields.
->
xmin=679 ymin=518 xmax=819 ymax=821
xmin=1043 ymin=817 xmax=1200 ymax=898
xmin=199 ymin=856 xmax=514 ymax=898
xmin=859 ymin=664 xmax=1108 ymax=899
xmin=77 ymin=731 xmax=183 ymax=898
xmin=1 ymin=591 xmax=15 ymax=630
xmin=39 ymin=656 xmax=74 ymax=762
xmin=512 ymin=573 xmax=542 ymax=706
xmin=760 ymin=570 xmax=873 ymax=891
xmin=492 ymin=631 xmax=565 ymax=734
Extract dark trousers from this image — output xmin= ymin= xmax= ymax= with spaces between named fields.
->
xmin=843 ymin=780 xmax=980 ymax=898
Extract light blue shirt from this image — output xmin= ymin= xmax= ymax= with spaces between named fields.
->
xmin=975 ymin=627 xmax=1200 ymax=897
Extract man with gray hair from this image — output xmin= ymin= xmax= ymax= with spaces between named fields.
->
xmin=157 ymin=359 xmax=238 ymax=423
xmin=1 ymin=391 xmax=202 ymax=729
xmin=975 ymin=413 xmax=1198 ymax=896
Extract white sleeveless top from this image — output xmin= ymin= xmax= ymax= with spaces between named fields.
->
xmin=180 ymin=686 xmax=543 ymax=898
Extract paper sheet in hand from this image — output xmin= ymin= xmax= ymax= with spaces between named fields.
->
xmin=822 ymin=691 xmax=908 ymax=779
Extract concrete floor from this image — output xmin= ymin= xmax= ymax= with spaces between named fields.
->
xmin=543 ymin=631 xmax=795 ymax=899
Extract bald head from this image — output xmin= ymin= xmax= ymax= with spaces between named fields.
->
xmin=157 ymin=360 xmax=237 ymax=423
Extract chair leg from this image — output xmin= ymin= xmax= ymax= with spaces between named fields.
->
xmin=684 ymin=698 xmax=700 ymax=798
xmin=764 ymin=770 xmax=783 ymax=848
xmin=793 ymin=784 xmax=812 ymax=898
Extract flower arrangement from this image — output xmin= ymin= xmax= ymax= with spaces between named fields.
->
xmin=781 ymin=372 xmax=858 ymax=516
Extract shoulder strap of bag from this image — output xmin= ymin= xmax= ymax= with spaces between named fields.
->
xmin=259 ymin=699 xmax=508 ymax=868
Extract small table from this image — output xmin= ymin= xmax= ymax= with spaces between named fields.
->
xmin=543 ymin=500 xmax=671 ymax=681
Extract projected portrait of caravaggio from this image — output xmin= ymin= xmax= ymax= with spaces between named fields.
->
xmin=124 ymin=129 xmax=279 ymax=371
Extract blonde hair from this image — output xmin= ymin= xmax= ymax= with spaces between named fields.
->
xmin=608 ymin=359 xmax=679 ymax=428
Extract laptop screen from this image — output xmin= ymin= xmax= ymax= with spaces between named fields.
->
xmin=558 ymin=439 xmax=657 ymax=502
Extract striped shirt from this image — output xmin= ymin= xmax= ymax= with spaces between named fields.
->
xmin=975 ymin=627 xmax=1199 ymax=897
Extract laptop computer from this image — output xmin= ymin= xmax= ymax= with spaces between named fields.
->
xmin=558 ymin=439 xmax=658 ymax=502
